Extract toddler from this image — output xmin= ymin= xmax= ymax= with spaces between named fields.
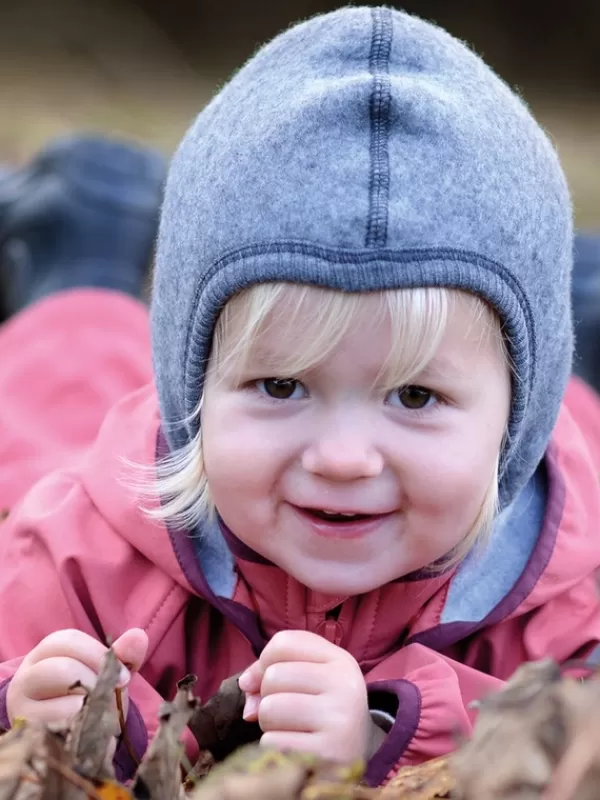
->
xmin=1 ymin=6 xmax=600 ymax=788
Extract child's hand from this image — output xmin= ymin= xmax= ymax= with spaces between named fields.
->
xmin=6 ymin=628 xmax=148 ymax=729
xmin=238 ymin=630 xmax=377 ymax=763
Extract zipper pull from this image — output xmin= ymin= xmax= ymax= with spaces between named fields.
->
xmin=316 ymin=606 xmax=344 ymax=645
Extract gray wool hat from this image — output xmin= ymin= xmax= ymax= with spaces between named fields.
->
xmin=151 ymin=6 xmax=573 ymax=510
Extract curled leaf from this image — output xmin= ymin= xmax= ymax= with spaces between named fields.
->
xmin=192 ymin=763 xmax=306 ymax=800
xmin=192 ymin=746 xmax=364 ymax=800
xmin=542 ymin=679 xmax=600 ymax=800
xmin=66 ymin=647 xmax=121 ymax=781
xmin=41 ymin=729 xmax=84 ymax=800
xmin=190 ymin=747 xmax=308 ymax=800
xmin=132 ymin=677 xmax=198 ymax=800
xmin=0 ymin=724 xmax=43 ymax=800
xmin=188 ymin=674 xmax=259 ymax=764
xmin=183 ymin=752 xmax=215 ymax=791
xmin=452 ymin=659 xmax=600 ymax=800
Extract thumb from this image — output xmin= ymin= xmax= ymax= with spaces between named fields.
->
xmin=112 ymin=628 xmax=149 ymax=675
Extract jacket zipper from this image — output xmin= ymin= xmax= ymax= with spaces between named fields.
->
xmin=319 ymin=605 xmax=344 ymax=645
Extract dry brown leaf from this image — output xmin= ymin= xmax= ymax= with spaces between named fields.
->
xmin=66 ymin=646 xmax=121 ymax=781
xmin=12 ymin=657 xmax=600 ymax=800
xmin=472 ymin=659 xmax=562 ymax=713
xmin=452 ymin=662 xmax=564 ymax=799
xmin=182 ymin=751 xmax=215 ymax=791
xmin=451 ymin=658 xmax=600 ymax=800
xmin=541 ymin=678 xmax=600 ymax=800
xmin=382 ymin=756 xmax=454 ymax=800
xmin=190 ymin=761 xmax=307 ymax=800
xmin=191 ymin=747 xmax=309 ymax=800
xmin=132 ymin=676 xmax=198 ymax=800
xmin=0 ymin=724 xmax=42 ymax=800
xmin=45 ymin=754 xmax=104 ymax=800
xmin=40 ymin=729 xmax=88 ymax=800
xmin=0 ymin=724 xmax=92 ymax=800
xmin=190 ymin=745 xmax=365 ymax=800
xmin=188 ymin=673 xmax=260 ymax=764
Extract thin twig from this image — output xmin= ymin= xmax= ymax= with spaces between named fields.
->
xmin=45 ymin=754 xmax=103 ymax=799
xmin=115 ymin=688 xmax=140 ymax=768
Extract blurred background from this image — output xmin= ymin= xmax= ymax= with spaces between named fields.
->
xmin=1 ymin=0 xmax=599 ymax=226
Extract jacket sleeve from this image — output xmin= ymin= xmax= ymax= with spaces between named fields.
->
xmin=362 ymin=643 xmax=503 ymax=786
xmin=362 ymin=569 xmax=600 ymax=787
xmin=461 ymin=573 xmax=600 ymax=679
xmin=0 ymin=471 xmax=198 ymax=780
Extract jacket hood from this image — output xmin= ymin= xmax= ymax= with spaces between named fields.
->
xmin=152 ymin=6 xmax=573 ymax=509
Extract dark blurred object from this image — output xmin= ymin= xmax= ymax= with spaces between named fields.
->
xmin=141 ymin=0 xmax=600 ymax=93
xmin=573 ymin=233 xmax=600 ymax=395
xmin=0 ymin=134 xmax=166 ymax=322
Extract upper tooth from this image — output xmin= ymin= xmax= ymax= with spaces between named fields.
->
xmin=322 ymin=510 xmax=356 ymax=516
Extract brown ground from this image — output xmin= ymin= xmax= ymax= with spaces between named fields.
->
xmin=1 ymin=0 xmax=599 ymax=227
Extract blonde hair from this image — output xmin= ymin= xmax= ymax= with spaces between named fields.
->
xmin=138 ymin=282 xmax=510 ymax=566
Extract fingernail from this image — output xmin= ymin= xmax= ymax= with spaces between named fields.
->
xmin=238 ymin=670 xmax=250 ymax=690
xmin=243 ymin=694 xmax=260 ymax=721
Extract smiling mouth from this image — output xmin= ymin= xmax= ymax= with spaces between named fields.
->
xmin=303 ymin=508 xmax=374 ymax=523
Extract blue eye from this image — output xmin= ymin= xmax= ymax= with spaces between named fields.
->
xmin=387 ymin=385 xmax=436 ymax=410
xmin=257 ymin=378 xmax=306 ymax=400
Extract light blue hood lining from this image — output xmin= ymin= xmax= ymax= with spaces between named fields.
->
xmin=191 ymin=517 xmax=236 ymax=598
xmin=442 ymin=462 xmax=547 ymax=624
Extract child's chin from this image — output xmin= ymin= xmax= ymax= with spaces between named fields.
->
xmin=293 ymin=564 xmax=389 ymax=596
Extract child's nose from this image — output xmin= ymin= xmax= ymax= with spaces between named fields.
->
xmin=301 ymin=431 xmax=384 ymax=480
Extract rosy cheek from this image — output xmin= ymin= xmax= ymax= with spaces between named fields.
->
xmin=407 ymin=448 xmax=489 ymax=514
xmin=204 ymin=416 xmax=263 ymax=469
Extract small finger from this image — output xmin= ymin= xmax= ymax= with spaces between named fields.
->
xmin=22 ymin=658 xmax=100 ymax=700
xmin=112 ymin=629 xmax=148 ymax=674
xmin=24 ymin=631 xmax=129 ymax=685
xmin=260 ymin=631 xmax=338 ymax=670
xmin=25 ymin=630 xmax=107 ymax=671
xmin=260 ymin=662 xmax=326 ymax=697
xmin=259 ymin=693 xmax=322 ymax=733
xmin=15 ymin=694 xmax=86 ymax=726
xmin=238 ymin=661 xmax=263 ymax=693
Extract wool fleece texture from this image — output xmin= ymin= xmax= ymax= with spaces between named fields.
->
xmin=151 ymin=6 xmax=573 ymax=510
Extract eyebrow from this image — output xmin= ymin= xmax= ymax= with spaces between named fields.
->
xmin=241 ymin=345 xmax=292 ymax=369
xmin=415 ymin=355 xmax=470 ymax=382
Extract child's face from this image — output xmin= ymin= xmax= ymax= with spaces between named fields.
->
xmin=202 ymin=290 xmax=511 ymax=596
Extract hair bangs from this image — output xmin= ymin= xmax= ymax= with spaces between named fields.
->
xmin=212 ymin=283 xmax=369 ymax=383
xmin=377 ymin=288 xmax=450 ymax=393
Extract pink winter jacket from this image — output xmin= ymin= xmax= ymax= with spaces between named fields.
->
xmin=1 ymin=291 xmax=600 ymax=786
